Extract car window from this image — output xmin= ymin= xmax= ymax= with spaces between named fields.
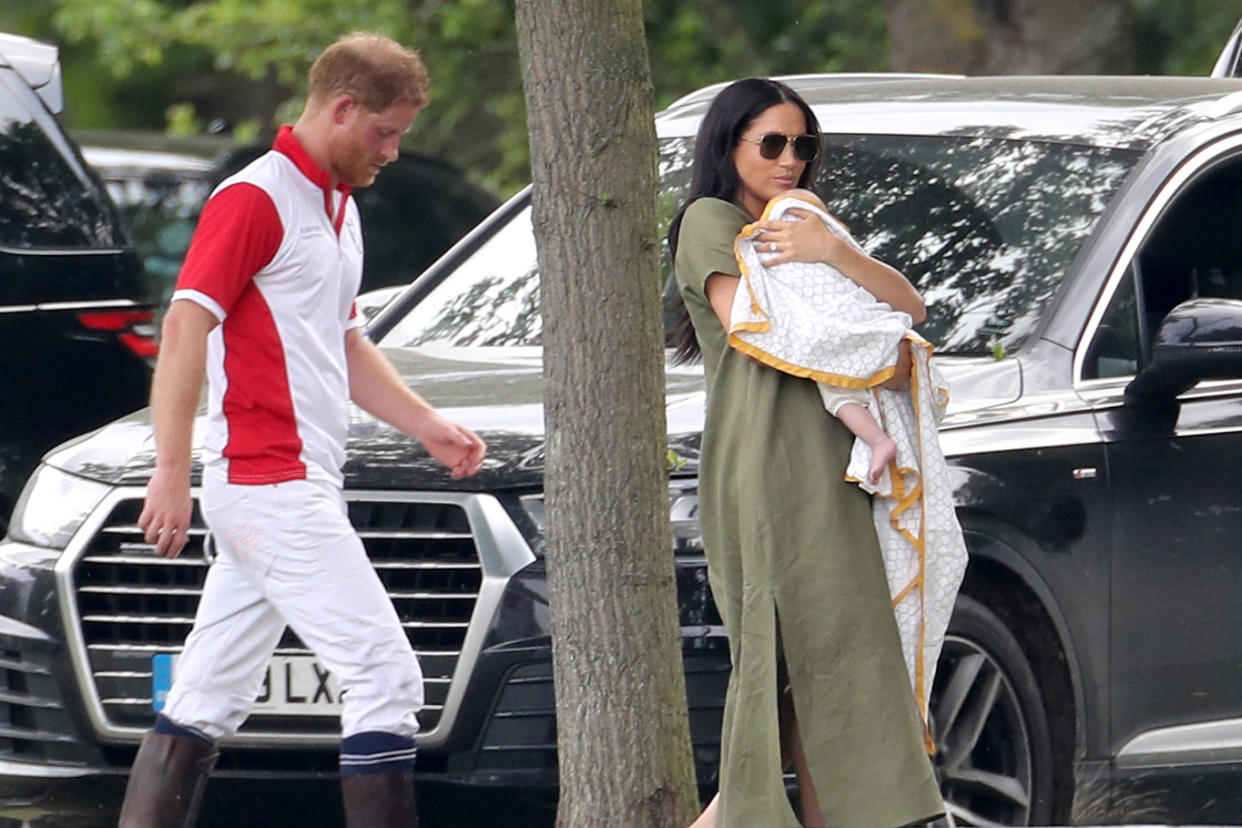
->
xmin=0 ymin=72 xmax=120 ymax=250
xmin=1083 ymin=150 xmax=1242 ymax=379
xmin=100 ymin=170 xmax=211 ymax=304
xmin=383 ymin=206 xmax=541 ymax=347
xmin=1084 ymin=269 xmax=1141 ymax=378
xmin=382 ymin=134 xmax=1137 ymax=357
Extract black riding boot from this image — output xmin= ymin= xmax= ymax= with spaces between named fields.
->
xmin=341 ymin=769 xmax=418 ymax=827
xmin=118 ymin=731 xmax=219 ymax=827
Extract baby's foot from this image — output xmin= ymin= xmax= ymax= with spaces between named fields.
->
xmin=867 ymin=434 xmax=897 ymax=484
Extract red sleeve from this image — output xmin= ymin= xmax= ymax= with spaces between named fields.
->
xmin=174 ymin=182 xmax=283 ymax=317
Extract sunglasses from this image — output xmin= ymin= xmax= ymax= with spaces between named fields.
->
xmin=740 ymin=132 xmax=820 ymax=162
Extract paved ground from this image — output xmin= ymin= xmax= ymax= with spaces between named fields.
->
xmin=194 ymin=783 xmax=557 ymax=827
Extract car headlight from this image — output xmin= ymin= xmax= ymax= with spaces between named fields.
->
xmin=518 ymin=480 xmax=703 ymax=558
xmin=7 ymin=465 xmax=112 ymax=550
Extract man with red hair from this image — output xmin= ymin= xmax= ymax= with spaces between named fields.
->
xmin=120 ymin=32 xmax=485 ymax=828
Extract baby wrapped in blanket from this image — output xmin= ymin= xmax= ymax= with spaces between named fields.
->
xmin=730 ymin=188 xmax=968 ymax=731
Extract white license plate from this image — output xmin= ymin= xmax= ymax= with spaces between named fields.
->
xmin=153 ymin=653 xmax=343 ymax=716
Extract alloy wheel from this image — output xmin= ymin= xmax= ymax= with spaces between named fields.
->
xmin=930 ymin=633 xmax=1035 ymax=826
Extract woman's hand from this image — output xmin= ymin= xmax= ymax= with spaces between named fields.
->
xmin=753 ymin=209 xmax=927 ymax=324
xmin=880 ymin=340 xmax=914 ymax=390
xmin=752 ymin=207 xmax=851 ymax=269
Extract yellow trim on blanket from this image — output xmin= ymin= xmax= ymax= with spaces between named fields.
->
xmin=891 ymin=576 xmax=921 ymax=605
xmin=729 ymin=197 xmax=918 ymax=390
xmin=852 ymin=335 xmax=939 ymax=755
xmin=732 ymin=202 xmax=783 ymax=335
xmin=727 ymin=334 xmax=898 ymax=388
xmin=911 ymin=353 xmax=933 ymax=753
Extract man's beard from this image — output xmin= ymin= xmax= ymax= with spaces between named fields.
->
xmin=329 ymin=129 xmax=380 ymax=189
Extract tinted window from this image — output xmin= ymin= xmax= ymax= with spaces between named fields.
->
xmin=384 ymin=207 xmax=541 ymax=347
xmin=0 ymin=72 xmax=121 ymax=249
xmin=1084 ymin=268 xmax=1141 ymax=379
xmin=1084 ymin=151 xmax=1242 ymax=379
xmin=99 ymin=169 xmax=210 ymax=303
xmin=103 ymin=174 xmax=208 ymax=251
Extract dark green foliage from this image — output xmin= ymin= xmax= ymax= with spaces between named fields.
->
xmin=1 ymin=0 xmax=1239 ymax=194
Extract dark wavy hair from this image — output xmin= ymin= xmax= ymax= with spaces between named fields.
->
xmin=665 ymin=78 xmax=822 ymax=364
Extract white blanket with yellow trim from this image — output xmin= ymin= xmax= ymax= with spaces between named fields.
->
xmin=731 ymin=195 xmax=968 ymax=729
xmin=859 ymin=342 xmax=968 ymax=732
xmin=729 ymin=196 xmax=913 ymax=389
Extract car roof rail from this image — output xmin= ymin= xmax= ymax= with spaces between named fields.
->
xmin=1212 ymin=16 xmax=1242 ymax=78
xmin=0 ymin=31 xmax=63 ymax=113
xmin=661 ymin=72 xmax=966 ymax=115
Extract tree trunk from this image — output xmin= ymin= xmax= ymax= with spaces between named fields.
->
xmin=886 ymin=0 xmax=1135 ymax=74
xmin=513 ymin=2 xmax=699 ymax=827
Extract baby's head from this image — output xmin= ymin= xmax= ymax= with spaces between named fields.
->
xmin=774 ymin=187 xmax=826 ymax=211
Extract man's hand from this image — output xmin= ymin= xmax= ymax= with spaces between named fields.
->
xmin=411 ymin=410 xmax=487 ymax=479
xmin=137 ymin=300 xmax=216 ymax=558
xmin=138 ymin=465 xmax=193 ymax=557
xmin=346 ymin=329 xmax=487 ymax=477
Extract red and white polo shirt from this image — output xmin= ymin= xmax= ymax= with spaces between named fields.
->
xmin=172 ymin=126 xmax=363 ymax=487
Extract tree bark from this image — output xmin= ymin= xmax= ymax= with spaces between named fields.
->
xmin=513 ymin=2 xmax=698 ymax=826
xmin=886 ymin=0 xmax=1135 ymax=74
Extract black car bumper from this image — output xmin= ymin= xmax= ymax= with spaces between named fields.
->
xmin=0 ymin=539 xmax=727 ymax=823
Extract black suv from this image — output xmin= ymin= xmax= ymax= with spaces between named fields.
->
xmin=0 ymin=33 xmax=155 ymax=536
xmin=5 ymin=73 xmax=1242 ymax=826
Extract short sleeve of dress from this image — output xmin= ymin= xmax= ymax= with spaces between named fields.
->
xmin=674 ymin=198 xmax=750 ymax=300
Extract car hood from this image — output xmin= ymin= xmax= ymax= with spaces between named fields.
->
xmin=44 ymin=346 xmax=1019 ymax=491
xmin=43 ymin=345 xmax=709 ymax=492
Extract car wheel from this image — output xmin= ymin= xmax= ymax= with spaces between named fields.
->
xmin=930 ymin=595 xmax=1054 ymax=826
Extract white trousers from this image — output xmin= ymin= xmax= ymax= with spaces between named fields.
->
xmin=161 ymin=476 xmax=423 ymax=741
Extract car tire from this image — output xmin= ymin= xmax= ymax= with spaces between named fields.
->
xmin=930 ymin=594 xmax=1054 ymax=826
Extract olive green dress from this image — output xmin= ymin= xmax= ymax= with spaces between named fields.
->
xmin=675 ymin=198 xmax=943 ymax=827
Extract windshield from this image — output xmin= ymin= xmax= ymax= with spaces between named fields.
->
xmin=380 ymin=134 xmax=1138 ymax=356
xmin=818 ymin=135 xmax=1137 ymax=354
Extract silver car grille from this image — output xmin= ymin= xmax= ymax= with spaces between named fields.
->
xmin=58 ymin=487 xmax=534 ymax=747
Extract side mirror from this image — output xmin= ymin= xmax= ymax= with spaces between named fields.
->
xmin=1125 ymin=298 xmax=1242 ymax=402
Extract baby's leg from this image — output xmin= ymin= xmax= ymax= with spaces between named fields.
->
xmin=835 ymin=401 xmax=897 ymax=484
